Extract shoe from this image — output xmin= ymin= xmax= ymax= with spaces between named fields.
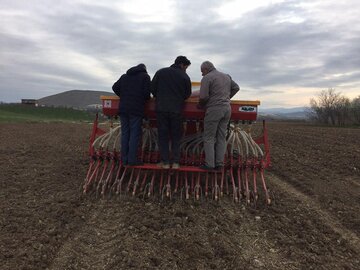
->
xmin=157 ymin=162 xmax=170 ymax=169
xmin=172 ymin=163 xmax=180 ymax=169
xmin=199 ymin=165 xmax=215 ymax=171
xmin=128 ymin=161 xmax=144 ymax=166
xmin=162 ymin=163 xmax=170 ymax=169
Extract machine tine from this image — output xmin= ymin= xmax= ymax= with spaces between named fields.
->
xmin=213 ymin=173 xmax=219 ymax=201
xmin=225 ymin=170 xmax=229 ymax=195
xmin=166 ymin=171 xmax=172 ymax=198
xmin=229 ymin=168 xmax=238 ymax=202
xmin=205 ymin=172 xmax=209 ymax=198
xmin=161 ymin=181 xmax=172 ymax=201
xmin=83 ymin=159 xmax=95 ymax=193
xmin=193 ymin=185 xmax=202 ymax=201
xmin=191 ymin=172 xmax=195 ymax=194
xmin=237 ymin=167 xmax=243 ymax=201
xmin=250 ymin=190 xmax=258 ymax=209
xmin=194 ymin=172 xmax=201 ymax=200
xmin=260 ymin=168 xmax=271 ymax=205
xmin=148 ymin=170 xmax=156 ymax=197
xmin=180 ymin=186 xmax=184 ymax=200
xmin=102 ymin=159 xmax=116 ymax=197
xmin=174 ymin=171 xmax=180 ymax=194
xmin=116 ymin=166 xmax=128 ymax=195
xmin=126 ymin=168 xmax=135 ymax=193
xmin=139 ymin=170 xmax=148 ymax=193
xmin=83 ymin=158 xmax=95 ymax=190
xmin=213 ymin=185 xmax=220 ymax=201
xmin=185 ymin=185 xmax=190 ymax=200
xmin=244 ymin=165 xmax=250 ymax=204
xmin=132 ymin=169 xmax=142 ymax=196
xmin=184 ymin=172 xmax=190 ymax=200
xmin=110 ymin=164 xmax=123 ymax=195
xmin=220 ymin=167 xmax=225 ymax=197
xmin=142 ymin=183 xmax=150 ymax=200
xmin=252 ymin=166 xmax=258 ymax=202
xmin=83 ymin=159 xmax=102 ymax=194
xmin=159 ymin=170 xmax=165 ymax=195
xmin=96 ymin=155 xmax=110 ymax=197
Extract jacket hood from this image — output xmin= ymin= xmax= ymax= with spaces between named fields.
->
xmin=170 ymin=63 xmax=182 ymax=69
xmin=126 ymin=64 xmax=147 ymax=75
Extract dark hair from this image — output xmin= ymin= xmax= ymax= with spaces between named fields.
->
xmin=138 ymin=63 xmax=146 ymax=70
xmin=174 ymin=56 xmax=191 ymax=66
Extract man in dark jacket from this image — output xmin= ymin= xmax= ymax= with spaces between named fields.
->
xmin=112 ymin=63 xmax=151 ymax=166
xmin=151 ymin=56 xmax=192 ymax=169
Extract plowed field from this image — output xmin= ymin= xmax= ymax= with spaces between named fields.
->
xmin=1 ymin=122 xmax=359 ymax=269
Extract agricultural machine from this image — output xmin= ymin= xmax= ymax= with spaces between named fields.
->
xmin=83 ymin=83 xmax=271 ymax=205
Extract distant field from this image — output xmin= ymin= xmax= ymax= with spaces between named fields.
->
xmin=0 ymin=104 xmax=95 ymax=123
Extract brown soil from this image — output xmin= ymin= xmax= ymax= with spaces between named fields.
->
xmin=0 ymin=122 xmax=359 ymax=269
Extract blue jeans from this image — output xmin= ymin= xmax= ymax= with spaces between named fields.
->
xmin=156 ymin=111 xmax=183 ymax=164
xmin=120 ymin=113 xmax=143 ymax=164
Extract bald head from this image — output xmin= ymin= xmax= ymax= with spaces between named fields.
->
xmin=201 ymin=61 xmax=216 ymax=76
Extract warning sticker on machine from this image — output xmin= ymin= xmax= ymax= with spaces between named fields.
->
xmin=239 ymin=106 xmax=256 ymax=112
xmin=104 ymin=100 xmax=112 ymax=108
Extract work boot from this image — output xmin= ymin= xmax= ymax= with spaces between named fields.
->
xmin=156 ymin=162 xmax=163 ymax=168
xmin=172 ymin=163 xmax=180 ymax=169
xmin=162 ymin=163 xmax=170 ymax=169
xmin=157 ymin=162 xmax=170 ymax=169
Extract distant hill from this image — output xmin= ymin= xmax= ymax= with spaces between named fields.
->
xmin=38 ymin=90 xmax=116 ymax=109
xmin=38 ymin=90 xmax=309 ymax=120
xmin=259 ymin=107 xmax=309 ymax=120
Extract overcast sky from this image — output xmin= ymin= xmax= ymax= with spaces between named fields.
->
xmin=1 ymin=0 xmax=359 ymax=108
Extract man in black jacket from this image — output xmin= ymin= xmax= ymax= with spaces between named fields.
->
xmin=151 ymin=56 xmax=192 ymax=169
xmin=112 ymin=63 xmax=151 ymax=166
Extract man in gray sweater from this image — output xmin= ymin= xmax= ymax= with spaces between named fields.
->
xmin=198 ymin=61 xmax=240 ymax=170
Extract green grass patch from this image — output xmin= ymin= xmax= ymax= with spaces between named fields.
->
xmin=0 ymin=104 xmax=96 ymax=123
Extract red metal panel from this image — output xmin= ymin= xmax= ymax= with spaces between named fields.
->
xmin=101 ymin=96 xmax=259 ymax=121
xmin=101 ymin=97 xmax=119 ymax=117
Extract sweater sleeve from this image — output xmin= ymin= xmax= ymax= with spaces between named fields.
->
xmin=199 ymin=76 xmax=210 ymax=99
xmin=230 ymin=78 xmax=240 ymax=98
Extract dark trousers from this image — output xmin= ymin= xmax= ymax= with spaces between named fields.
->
xmin=156 ymin=111 xmax=183 ymax=164
xmin=120 ymin=113 xmax=142 ymax=164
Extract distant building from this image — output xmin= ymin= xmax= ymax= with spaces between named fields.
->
xmin=21 ymin=99 xmax=38 ymax=106
xmin=86 ymin=104 xmax=102 ymax=109
xmin=85 ymin=103 xmax=102 ymax=112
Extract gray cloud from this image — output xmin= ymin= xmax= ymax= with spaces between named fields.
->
xmin=1 ymin=0 xmax=359 ymax=107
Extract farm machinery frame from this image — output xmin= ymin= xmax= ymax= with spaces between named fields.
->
xmin=83 ymin=90 xmax=271 ymax=205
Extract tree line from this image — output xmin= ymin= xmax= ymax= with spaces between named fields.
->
xmin=309 ymin=88 xmax=360 ymax=126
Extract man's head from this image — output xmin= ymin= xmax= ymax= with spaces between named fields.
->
xmin=138 ymin=63 xmax=146 ymax=70
xmin=200 ymin=61 xmax=215 ymax=76
xmin=175 ymin=56 xmax=191 ymax=71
